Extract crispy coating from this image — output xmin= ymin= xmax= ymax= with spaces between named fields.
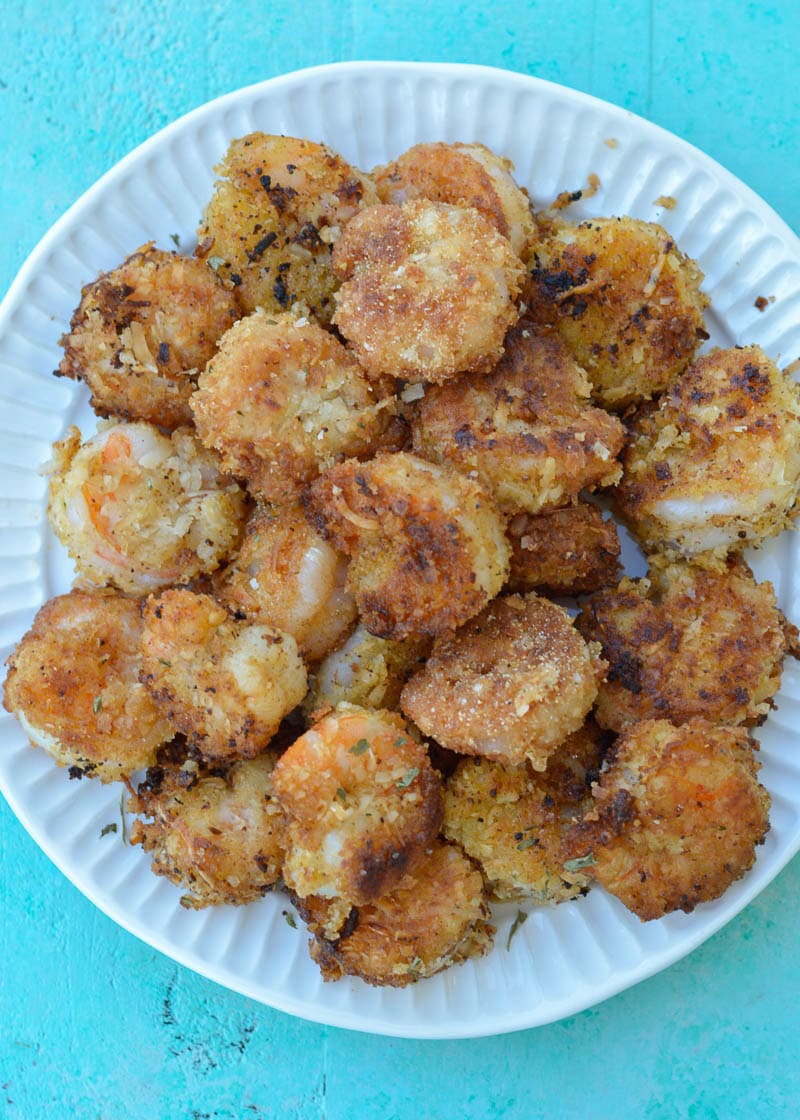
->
xmin=401 ymin=592 xmax=606 ymax=769
xmin=57 ymin=244 xmax=239 ymax=429
xmin=271 ymin=706 xmax=443 ymax=906
xmin=2 ymin=589 xmax=173 ymax=781
xmin=214 ymin=502 xmax=356 ymax=661
xmin=411 ymin=326 xmax=625 ymax=514
xmin=303 ymin=623 xmax=430 ymax=720
xmin=615 ymin=346 xmax=800 ymax=556
xmin=332 ymin=199 xmax=524 ymax=383
xmin=47 ymin=421 xmax=246 ymax=595
xmin=443 ymin=721 xmax=606 ymax=902
xmin=196 ymin=133 xmax=379 ymax=323
xmin=576 ymin=556 xmax=795 ymax=732
xmin=191 ymin=309 xmax=401 ymax=502
xmin=506 ymin=504 xmax=622 ymax=596
xmin=139 ymin=589 xmax=307 ymax=762
xmin=306 ymin=452 xmax=510 ymax=639
xmin=129 ymin=750 xmax=286 ymax=908
xmin=524 ymin=216 xmax=708 ymax=409
xmin=296 ymin=839 xmax=493 ymax=986
xmin=373 ymin=141 xmax=535 ymax=255
xmin=566 ymin=719 xmax=770 ymax=920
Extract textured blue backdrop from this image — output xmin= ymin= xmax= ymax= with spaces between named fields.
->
xmin=1 ymin=2 xmax=799 ymax=1118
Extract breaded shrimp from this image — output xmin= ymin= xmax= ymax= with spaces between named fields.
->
xmin=373 ymin=141 xmax=535 ymax=255
xmin=196 ymin=132 xmax=379 ymax=323
xmin=576 ymin=556 xmax=796 ymax=732
xmin=271 ymin=705 xmax=442 ymax=905
xmin=411 ymin=326 xmax=625 ymax=514
xmin=442 ymin=721 xmax=606 ymax=903
xmin=191 ymin=308 xmax=401 ymax=502
xmin=332 ymin=199 xmax=524 ymax=383
xmin=295 ymin=839 xmax=493 ymax=986
xmin=302 ymin=623 xmax=430 ymax=720
xmin=47 ymin=421 xmax=246 ymax=595
xmin=214 ymin=502 xmax=357 ymax=662
xmin=505 ymin=503 xmax=622 ymax=596
xmin=615 ymin=346 xmax=800 ymax=556
xmin=2 ymin=589 xmax=173 ymax=781
xmin=565 ymin=718 xmax=770 ymax=920
xmin=129 ymin=749 xmax=286 ymax=908
xmin=139 ymin=589 xmax=307 ymax=762
xmin=306 ymin=452 xmax=510 ymax=639
xmin=400 ymin=592 xmax=606 ymax=770
xmin=56 ymin=244 xmax=239 ymax=430
xmin=524 ymin=216 xmax=708 ymax=409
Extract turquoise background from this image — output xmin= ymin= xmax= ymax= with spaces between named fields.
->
xmin=1 ymin=2 xmax=799 ymax=1117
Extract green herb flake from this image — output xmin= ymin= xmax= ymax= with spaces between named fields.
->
xmin=92 ymin=695 xmax=103 ymax=714
xmin=159 ymin=658 xmax=172 ymax=668
xmin=349 ymin=738 xmax=370 ymax=756
xmin=100 ymin=822 xmax=118 ymax=839
xmin=207 ymin=254 xmax=226 ymax=271
xmin=169 ymin=232 xmax=181 ymax=247
xmin=516 ymin=836 xmax=539 ymax=851
xmin=119 ymin=792 xmax=128 ymax=846
xmin=335 ymin=787 xmax=347 ymax=803
xmin=393 ymin=737 xmax=407 ymax=747
xmin=506 ymin=909 xmax=529 ymax=951
xmin=282 ymin=909 xmax=297 ymax=929
xmin=563 ymin=853 xmax=597 ymax=873
xmin=396 ymin=767 xmax=419 ymax=791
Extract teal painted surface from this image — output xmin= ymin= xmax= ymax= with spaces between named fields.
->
xmin=1 ymin=2 xmax=800 ymax=1117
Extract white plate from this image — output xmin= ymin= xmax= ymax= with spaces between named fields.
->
xmin=1 ymin=61 xmax=799 ymax=1040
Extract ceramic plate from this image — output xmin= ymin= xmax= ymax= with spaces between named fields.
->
xmin=1 ymin=61 xmax=799 ymax=1039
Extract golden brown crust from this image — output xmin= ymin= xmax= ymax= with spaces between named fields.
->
xmin=400 ymin=592 xmax=606 ymax=769
xmin=505 ymin=504 xmax=622 ymax=596
xmin=565 ymin=718 xmax=770 ymax=920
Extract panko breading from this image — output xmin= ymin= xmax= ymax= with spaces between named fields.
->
xmin=302 ymin=623 xmax=430 ymax=721
xmin=506 ymin=504 xmax=622 ymax=596
xmin=139 ymin=589 xmax=307 ymax=762
xmin=306 ymin=452 xmax=510 ymax=639
xmin=373 ymin=141 xmax=535 ymax=255
xmin=196 ymin=133 xmax=379 ymax=323
xmin=576 ymin=556 xmax=796 ymax=732
xmin=56 ymin=244 xmax=239 ymax=430
xmin=401 ymin=592 xmax=606 ymax=769
xmin=271 ymin=706 xmax=442 ymax=906
xmin=566 ymin=718 xmax=770 ymax=920
xmin=2 ymin=590 xmax=173 ymax=781
xmin=332 ymin=199 xmax=524 ymax=383
xmin=214 ymin=502 xmax=357 ymax=662
xmin=296 ymin=840 xmax=493 ymax=987
xmin=615 ymin=345 xmax=800 ymax=556
xmin=411 ymin=326 xmax=625 ymax=514
xmin=129 ymin=750 xmax=286 ymax=908
xmin=47 ymin=421 xmax=246 ymax=595
xmin=443 ymin=721 xmax=606 ymax=903
xmin=525 ymin=216 xmax=708 ymax=409
xmin=191 ymin=309 xmax=401 ymax=502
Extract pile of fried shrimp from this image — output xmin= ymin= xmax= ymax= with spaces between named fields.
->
xmin=5 ymin=134 xmax=800 ymax=990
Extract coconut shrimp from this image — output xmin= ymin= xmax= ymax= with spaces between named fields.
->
xmin=129 ymin=749 xmax=286 ymax=908
xmin=2 ymin=589 xmax=173 ymax=781
xmin=505 ymin=503 xmax=622 ymax=596
xmin=295 ymin=839 xmax=493 ymax=987
xmin=271 ymin=705 xmax=442 ymax=906
xmin=411 ymin=326 xmax=625 ymax=515
xmin=576 ymin=556 xmax=796 ymax=732
xmin=565 ymin=718 xmax=770 ymax=920
xmin=196 ymin=133 xmax=379 ymax=323
xmin=400 ymin=592 xmax=606 ymax=770
xmin=191 ymin=309 xmax=402 ymax=502
xmin=442 ymin=721 xmax=606 ymax=903
xmin=332 ymin=199 xmax=525 ymax=383
xmin=214 ymin=502 xmax=357 ymax=662
xmin=139 ymin=589 xmax=307 ymax=762
xmin=56 ymin=244 xmax=240 ymax=430
xmin=524 ymin=216 xmax=708 ymax=409
xmin=373 ymin=141 xmax=535 ymax=256
xmin=615 ymin=345 xmax=800 ymax=557
xmin=302 ymin=623 xmax=430 ymax=720
xmin=47 ymin=421 xmax=246 ymax=595
xmin=306 ymin=451 xmax=510 ymax=639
